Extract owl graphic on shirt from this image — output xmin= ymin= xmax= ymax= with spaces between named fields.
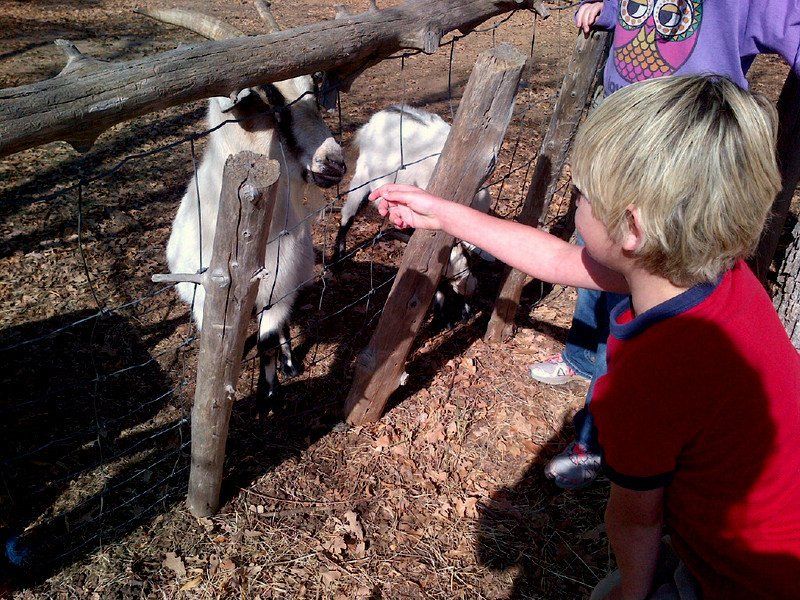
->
xmin=614 ymin=0 xmax=704 ymax=83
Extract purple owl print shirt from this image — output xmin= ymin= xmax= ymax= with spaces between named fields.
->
xmin=584 ymin=0 xmax=800 ymax=95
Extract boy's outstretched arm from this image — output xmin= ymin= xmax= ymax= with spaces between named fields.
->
xmin=371 ymin=184 xmax=629 ymax=294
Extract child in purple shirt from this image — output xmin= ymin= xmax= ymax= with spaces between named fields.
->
xmin=530 ymin=0 xmax=800 ymax=490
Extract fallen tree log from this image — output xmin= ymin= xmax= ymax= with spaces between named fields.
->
xmin=0 ymin=0 xmax=547 ymax=159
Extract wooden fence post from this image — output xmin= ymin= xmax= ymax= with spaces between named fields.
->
xmin=186 ymin=152 xmax=280 ymax=517
xmin=344 ymin=44 xmax=527 ymax=425
xmin=483 ymin=30 xmax=610 ymax=344
xmin=774 ymin=217 xmax=800 ymax=349
xmin=751 ymin=70 xmax=800 ymax=283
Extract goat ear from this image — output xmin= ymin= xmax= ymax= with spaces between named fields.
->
xmin=219 ymin=88 xmax=255 ymax=113
xmin=314 ymin=72 xmax=338 ymax=111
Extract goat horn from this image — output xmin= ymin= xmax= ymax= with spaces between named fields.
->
xmin=134 ymin=7 xmax=245 ymax=40
xmin=253 ymin=0 xmax=282 ymax=33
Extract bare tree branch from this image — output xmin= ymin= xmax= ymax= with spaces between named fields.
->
xmin=0 ymin=0 xmax=543 ymax=159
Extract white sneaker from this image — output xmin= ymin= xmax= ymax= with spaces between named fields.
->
xmin=544 ymin=441 xmax=601 ymax=490
xmin=528 ymin=353 xmax=587 ymax=385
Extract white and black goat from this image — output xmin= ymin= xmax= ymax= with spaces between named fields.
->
xmin=333 ymin=105 xmax=492 ymax=325
xmin=141 ymin=7 xmax=346 ymax=408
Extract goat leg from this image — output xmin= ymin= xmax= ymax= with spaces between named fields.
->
xmin=256 ymin=335 xmax=280 ymax=414
xmin=431 ymin=283 xmax=472 ymax=331
xmin=332 ymin=192 xmax=370 ymax=268
xmin=277 ymin=323 xmax=301 ymax=378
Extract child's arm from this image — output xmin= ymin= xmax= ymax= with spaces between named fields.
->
xmin=576 ymin=0 xmax=616 ymax=32
xmin=575 ymin=1 xmax=603 ymax=36
xmin=605 ymin=484 xmax=664 ymax=600
xmin=371 ymin=184 xmax=629 ymax=294
xmin=743 ymin=1 xmax=800 ymax=77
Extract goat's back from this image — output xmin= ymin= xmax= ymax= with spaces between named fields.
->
xmin=352 ymin=105 xmax=450 ymax=187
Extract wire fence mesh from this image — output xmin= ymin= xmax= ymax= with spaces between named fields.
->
xmin=0 ymin=3 xmax=584 ymax=579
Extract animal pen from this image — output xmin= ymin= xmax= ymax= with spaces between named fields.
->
xmin=1 ymin=0 xmax=798 ymax=595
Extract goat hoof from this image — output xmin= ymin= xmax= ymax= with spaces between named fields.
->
xmin=256 ymin=384 xmax=280 ymax=414
xmin=460 ymin=301 xmax=473 ymax=322
xmin=329 ymin=251 xmax=347 ymax=274
xmin=432 ymin=297 xmax=472 ymax=331
xmin=280 ymin=361 xmax=301 ymax=378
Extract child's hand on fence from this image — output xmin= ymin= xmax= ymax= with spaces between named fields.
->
xmin=575 ymin=1 xmax=603 ymax=36
xmin=370 ymin=184 xmax=446 ymax=231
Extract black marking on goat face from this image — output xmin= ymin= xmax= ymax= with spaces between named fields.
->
xmin=257 ymin=83 xmax=305 ymax=162
xmin=231 ymin=83 xmax=304 ymax=162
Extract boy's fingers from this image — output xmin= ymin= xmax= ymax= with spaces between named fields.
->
xmin=374 ymin=190 xmax=419 ymax=206
xmin=369 ymin=183 xmax=423 ymax=199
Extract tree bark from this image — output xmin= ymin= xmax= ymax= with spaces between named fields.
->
xmin=483 ymin=29 xmax=610 ymax=343
xmin=774 ymin=216 xmax=800 ymax=350
xmin=186 ymin=152 xmax=280 ymax=517
xmin=344 ymin=43 xmax=527 ymax=426
xmin=0 ymin=0 xmax=547 ymax=159
xmin=751 ymin=70 xmax=800 ymax=283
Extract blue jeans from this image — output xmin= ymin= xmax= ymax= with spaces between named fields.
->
xmin=562 ymin=237 xmax=626 ymax=451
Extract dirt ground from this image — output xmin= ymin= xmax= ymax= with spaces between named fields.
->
xmin=0 ymin=1 xmax=793 ymax=598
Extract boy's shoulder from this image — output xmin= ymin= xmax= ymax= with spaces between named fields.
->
xmin=613 ymin=262 xmax=784 ymax=359
xmin=603 ymin=262 xmax=798 ymax=413
xmin=592 ymin=263 xmax=800 ymax=486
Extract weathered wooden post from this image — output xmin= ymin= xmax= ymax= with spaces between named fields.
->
xmin=483 ymin=30 xmax=610 ymax=343
xmin=344 ymin=44 xmax=527 ymax=425
xmin=751 ymin=70 xmax=800 ymax=282
xmin=157 ymin=152 xmax=280 ymax=517
xmin=774 ymin=217 xmax=800 ymax=349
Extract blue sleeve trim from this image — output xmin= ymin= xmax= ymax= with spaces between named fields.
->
xmin=602 ymin=461 xmax=673 ymax=491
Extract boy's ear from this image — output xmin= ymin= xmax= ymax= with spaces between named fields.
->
xmin=622 ymin=205 xmax=645 ymax=252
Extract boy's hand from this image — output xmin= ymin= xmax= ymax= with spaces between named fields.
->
xmin=575 ymin=1 xmax=603 ymax=36
xmin=369 ymin=184 xmax=446 ymax=231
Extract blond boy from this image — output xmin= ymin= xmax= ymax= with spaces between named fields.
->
xmin=372 ymin=76 xmax=800 ymax=599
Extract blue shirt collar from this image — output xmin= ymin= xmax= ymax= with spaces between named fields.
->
xmin=610 ymin=279 xmax=720 ymax=340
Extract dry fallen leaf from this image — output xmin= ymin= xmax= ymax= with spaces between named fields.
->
xmin=321 ymin=569 xmax=341 ymax=587
xmin=163 ymin=552 xmax=186 ymax=578
xmin=424 ymin=424 xmax=445 ymax=444
xmin=343 ymin=510 xmax=364 ymax=540
xmin=208 ymin=555 xmax=220 ymax=577
xmin=324 ymin=534 xmax=347 ymax=557
xmin=180 ymin=576 xmax=202 ymax=591
xmin=510 ymin=412 xmax=533 ymax=437
xmin=197 ymin=517 xmax=214 ymax=533
xmin=374 ymin=435 xmax=391 ymax=450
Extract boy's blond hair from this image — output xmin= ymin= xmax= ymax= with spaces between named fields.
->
xmin=571 ymin=75 xmax=781 ymax=286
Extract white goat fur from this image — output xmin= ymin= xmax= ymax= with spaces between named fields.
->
xmin=167 ymin=76 xmax=343 ymax=385
xmin=341 ymin=105 xmax=491 ymax=296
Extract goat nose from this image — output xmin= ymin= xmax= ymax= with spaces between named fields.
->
xmin=310 ymin=159 xmax=346 ymax=188
xmin=318 ymin=157 xmax=346 ymax=177
xmin=317 ymin=155 xmax=345 ymax=168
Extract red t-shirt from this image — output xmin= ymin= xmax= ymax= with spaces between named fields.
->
xmin=591 ymin=261 xmax=800 ymax=600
